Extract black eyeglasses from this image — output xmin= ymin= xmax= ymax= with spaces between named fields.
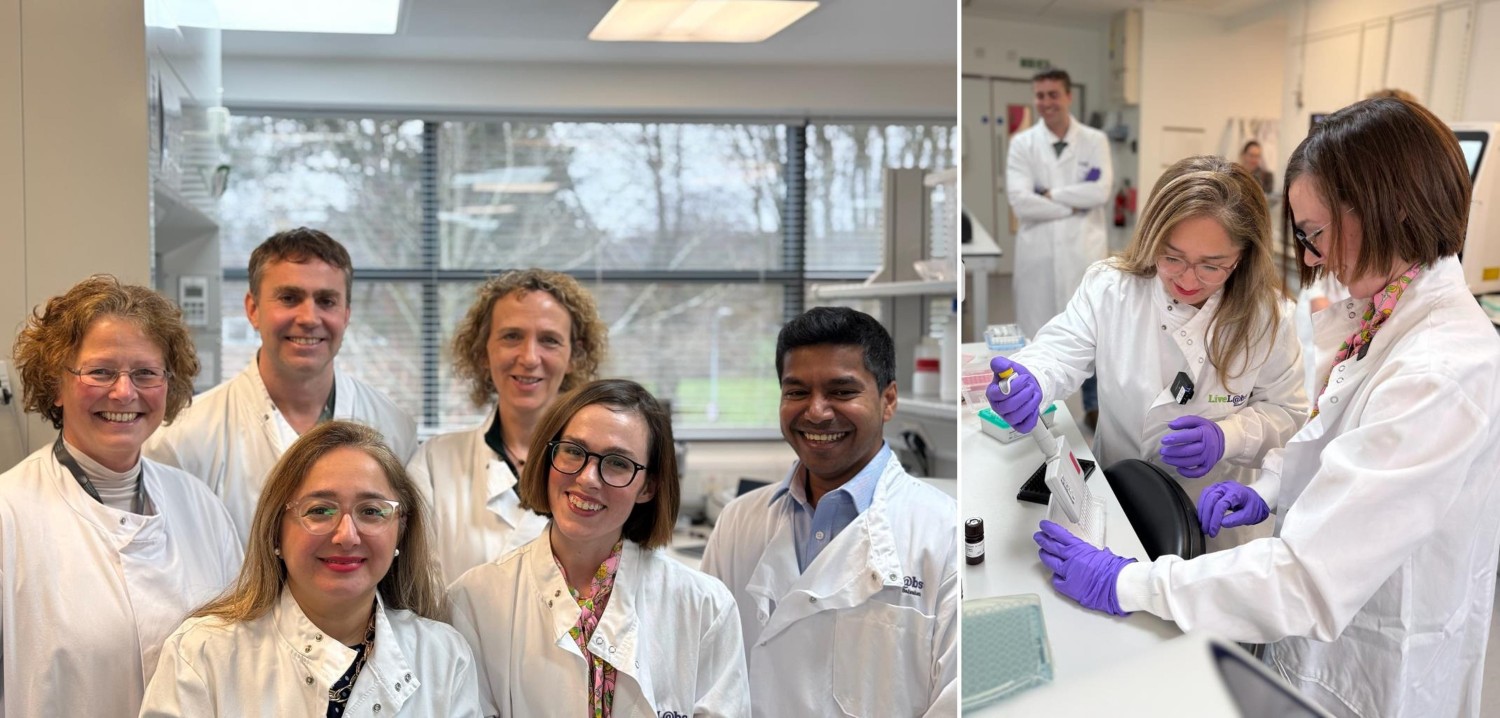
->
xmin=1290 ymin=207 xmax=1351 ymax=259
xmin=547 ymin=440 xmax=647 ymax=488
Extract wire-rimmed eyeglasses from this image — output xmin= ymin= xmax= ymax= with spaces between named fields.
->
xmin=284 ymin=496 xmax=402 ymax=535
xmin=65 ymin=366 xmax=173 ymax=389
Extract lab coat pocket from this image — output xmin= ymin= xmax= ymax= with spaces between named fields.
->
xmin=830 ymin=601 xmax=936 ymax=717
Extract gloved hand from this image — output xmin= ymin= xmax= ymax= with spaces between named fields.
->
xmin=1033 ymin=520 xmax=1135 ymax=616
xmin=986 ymin=356 xmax=1042 ymax=434
xmin=1158 ymin=415 xmax=1226 ymax=479
xmin=1084 ymin=166 xmax=1102 ymax=182
xmin=1196 ymin=481 xmax=1270 ymax=538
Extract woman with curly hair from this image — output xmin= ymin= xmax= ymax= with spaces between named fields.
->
xmin=407 ymin=269 xmax=609 ymax=583
xmin=0 ymin=275 xmax=242 ymax=717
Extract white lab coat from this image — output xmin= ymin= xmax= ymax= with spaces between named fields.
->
xmin=0 ymin=447 xmax=242 ymax=718
xmin=1007 ymin=116 xmax=1114 ymax=338
xmin=144 ymin=361 xmax=417 ymax=542
xmin=449 ymin=533 xmax=749 ymax=717
xmin=140 ymin=589 xmax=481 ymax=717
xmin=406 ymin=413 xmax=549 ymax=585
xmin=1012 ymin=260 xmax=1308 ymax=550
xmin=1116 ymin=256 xmax=1500 ymax=718
xmin=701 ymin=452 xmax=958 ymax=717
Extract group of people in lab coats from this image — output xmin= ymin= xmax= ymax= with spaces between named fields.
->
xmin=0 ymin=222 xmax=955 ymax=716
xmin=993 ymin=95 xmax=1500 ymax=717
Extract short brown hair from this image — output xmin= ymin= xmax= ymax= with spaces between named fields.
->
xmin=195 ymin=421 xmax=447 ymax=623
xmin=1284 ymin=97 xmax=1469 ymax=287
xmin=516 ymin=379 xmax=679 ymax=549
xmin=1365 ymin=88 xmax=1418 ymax=103
xmin=450 ymin=269 xmax=609 ymax=408
xmin=13 ymin=275 xmax=198 ymax=429
xmin=1032 ymin=69 xmax=1072 ymax=94
xmin=247 ymin=227 xmax=354 ymax=300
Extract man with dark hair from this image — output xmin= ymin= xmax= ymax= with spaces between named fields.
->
xmin=145 ymin=227 xmax=416 ymax=541
xmin=1008 ymin=66 xmax=1113 ymax=428
xmin=703 ymin=306 xmax=957 ymax=716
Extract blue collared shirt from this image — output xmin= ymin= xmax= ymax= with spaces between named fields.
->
xmin=771 ymin=443 xmax=890 ymax=573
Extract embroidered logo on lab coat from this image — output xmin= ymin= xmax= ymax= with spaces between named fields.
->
xmin=1207 ymin=393 xmax=1248 ymax=407
xmin=901 ymin=576 xmax=925 ymax=596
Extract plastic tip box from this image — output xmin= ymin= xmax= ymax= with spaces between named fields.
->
xmin=978 ymin=404 xmax=1058 ymax=444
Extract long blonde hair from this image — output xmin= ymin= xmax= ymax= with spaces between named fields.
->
xmin=195 ymin=421 xmax=447 ymax=623
xmin=1116 ymin=155 xmax=1286 ymax=389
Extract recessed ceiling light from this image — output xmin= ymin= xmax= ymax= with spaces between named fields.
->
xmin=170 ymin=0 xmax=403 ymax=34
xmin=589 ymin=0 xmax=820 ymax=43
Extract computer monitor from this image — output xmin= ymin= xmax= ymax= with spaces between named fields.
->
xmin=1450 ymin=123 xmax=1500 ymax=294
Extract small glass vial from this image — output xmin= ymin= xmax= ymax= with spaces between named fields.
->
xmin=965 ymin=518 xmax=985 ymax=565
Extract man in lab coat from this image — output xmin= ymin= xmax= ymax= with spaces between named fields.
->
xmin=144 ymin=228 xmax=416 ymax=541
xmin=702 ymin=307 xmax=957 ymax=717
xmin=1008 ymin=69 xmax=1113 ymax=425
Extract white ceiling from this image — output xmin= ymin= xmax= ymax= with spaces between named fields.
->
xmin=222 ymin=0 xmax=957 ymax=66
xmin=963 ymin=0 xmax=1280 ymax=25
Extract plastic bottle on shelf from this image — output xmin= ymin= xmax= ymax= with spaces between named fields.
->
xmin=939 ymin=298 xmax=959 ymax=403
xmin=912 ymin=339 xmax=940 ymax=397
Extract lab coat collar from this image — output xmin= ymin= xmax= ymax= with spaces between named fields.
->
xmin=50 ymin=449 xmax=162 ymax=547
xmin=473 ymin=414 xmax=527 ymax=526
xmin=1148 ymin=278 xmax=1223 ymax=405
xmin=523 ymin=532 xmax=650 ymax=694
xmin=1041 ymin=116 xmax=1078 ymax=146
xmin=272 ymin=589 xmax=418 ymax=712
xmin=243 ymin=356 xmax=352 ymax=427
xmin=749 ymin=453 xmax=907 ymax=642
xmin=768 ymin=442 xmax=889 ymax=515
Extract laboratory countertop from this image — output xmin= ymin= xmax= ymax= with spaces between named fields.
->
xmin=961 ymin=402 xmax=1178 ymax=714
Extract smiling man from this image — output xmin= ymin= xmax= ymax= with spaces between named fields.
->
xmin=702 ymin=306 xmax=956 ymax=717
xmin=145 ymin=228 xmax=415 ymax=541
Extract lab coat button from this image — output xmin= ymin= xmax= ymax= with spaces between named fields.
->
xmin=814 ymin=531 xmax=825 ymax=540
xmin=1338 ymin=365 xmax=1345 ymax=372
xmin=305 ymin=676 xmax=314 ymax=685
xmin=304 ymin=645 xmax=311 ymax=653
xmin=595 ymin=636 xmax=604 ymax=645
xmin=119 ymin=517 xmax=126 ymax=525
xmin=1349 ymin=312 xmax=1356 ymax=318
xmin=1330 ymin=396 xmax=1339 ymax=403
xmin=395 ymin=682 xmax=401 ymax=690
xmin=554 ymin=589 xmax=561 ymax=597
xmin=405 ymin=673 xmax=411 ymax=681
xmin=1198 ymin=357 xmax=1205 ymax=363
xmin=809 ymin=596 xmax=818 ymax=603
xmin=1179 ymin=331 xmax=1187 ymax=336
xmin=314 ymin=633 xmax=323 ymax=641
xmin=1161 ymin=324 xmax=1167 ymax=331
xmin=1186 ymin=339 xmax=1192 ymax=345
xmin=1167 ymin=305 xmax=1173 ymax=311
xmin=548 ymin=599 xmax=554 ymax=608
xmin=373 ymin=704 xmax=381 ymax=712
xmin=888 ymin=572 xmax=898 ymax=581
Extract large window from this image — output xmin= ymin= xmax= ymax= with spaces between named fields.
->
xmin=220 ymin=114 xmax=952 ymax=435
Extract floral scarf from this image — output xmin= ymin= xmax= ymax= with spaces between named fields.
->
xmin=1311 ymin=262 xmax=1423 ymax=418
xmin=556 ymin=539 xmax=624 ymax=718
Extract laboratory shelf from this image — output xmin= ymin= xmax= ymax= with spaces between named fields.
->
xmin=896 ymin=394 xmax=957 ymax=419
xmin=808 ymin=279 xmax=957 ymax=300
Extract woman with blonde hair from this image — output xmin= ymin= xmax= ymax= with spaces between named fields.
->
xmin=449 ymin=379 xmax=748 ymax=716
xmin=0 ymin=275 xmax=242 ymax=717
xmin=140 ymin=421 xmax=480 ymax=716
xmin=407 ymin=268 xmax=608 ymax=583
xmin=987 ymin=154 xmax=1308 ymax=550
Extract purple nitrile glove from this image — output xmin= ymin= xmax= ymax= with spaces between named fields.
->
xmin=1034 ymin=184 xmax=1048 ymax=195
xmin=1034 ymin=520 xmax=1135 ymax=616
xmin=1084 ymin=166 xmax=1102 ymax=182
xmin=985 ymin=356 xmax=1042 ymax=434
xmin=1158 ymin=415 xmax=1226 ymax=479
xmin=1196 ymin=481 xmax=1270 ymax=538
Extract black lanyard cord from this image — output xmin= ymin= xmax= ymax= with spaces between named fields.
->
xmin=53 ymin=434 xmax=146 ymax=515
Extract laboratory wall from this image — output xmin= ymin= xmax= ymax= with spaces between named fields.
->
xmin=0 ymin=0 xmax=152 ymax=469
xmin=1280 ymin=0 xmax=1500 ymax=177
xmin=1136 ymin=8 xmax=1287 ymax=206
xmin=223 ymin=58 xmax=955 ymax=118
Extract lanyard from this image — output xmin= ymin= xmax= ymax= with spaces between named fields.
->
xmin=52 ymin=434 xmax=146 ymax=515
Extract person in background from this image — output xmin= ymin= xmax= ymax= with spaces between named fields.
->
xmin=1239 ymin=140 xmax=1275 ymax=195
xmin=141 ymin=421 xmax=481 ymax=716
xmin=1006 ymin=68 xmax=1114 ymax=429
xmin=0 ymin=275 xmax=242 ymax=717
xmin=145 ymin=228 xmax=417 ymax=542
xmin=1034 ymin=97 xmax=1500 ymax=718
xmin=406 ymin=269 xmax=607 ymax=584
xmin=987 ymin=155 xmax=1307 ymax=551
xmin=450 ymin=379 xmax=748 ymax=716
xmin=703 ymin=307 xmax=957 ymax=717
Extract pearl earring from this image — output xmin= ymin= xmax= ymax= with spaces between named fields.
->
xmin=274 ymin=548 xmax=281 ymax=557
xmin=393 ymin=548 xmax=401 ymax=557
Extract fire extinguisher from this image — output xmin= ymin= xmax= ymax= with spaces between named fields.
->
xmin=1113 ymin=179 xmax=1137 ymax=227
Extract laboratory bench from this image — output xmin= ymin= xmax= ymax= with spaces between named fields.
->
xmin=961 ymin=400 xmax=1179 ymax=714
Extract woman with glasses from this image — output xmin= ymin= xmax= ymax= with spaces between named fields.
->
xmin=987 ymin=154 xmax=1308 ymax=550
xmin=0 ymin=275 xmax=242 ymax=717
xmin=407 ymin=269 xmax=608 ymax=584
xmin=449 ymin=379 xmax=749 ymax=717
xmin=1030 ymin=95 xmax=1500 ymax=718
xmin=140 ymin=421 xmax=481 ymax=716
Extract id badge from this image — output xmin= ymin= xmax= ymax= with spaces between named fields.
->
xmin=1171 ymin=371 xmax=1195 ymax=405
